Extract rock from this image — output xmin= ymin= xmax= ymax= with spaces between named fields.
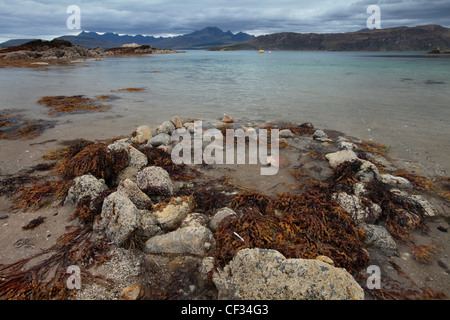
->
xmin=279 ymin=129 xmax=294 ymax=138
xmin=139 ymin=210 xmax=163 ymax=239
xmin=332 ymin=192 xmax=382 ymax=223
xmin=152 ymin=196 xmax=195 ymax=231
xmin=131 ymin=126 xmax=152 ymax=145
xmin=147 ymin=133 xmax=171 ymax=147
xmin=64 ymin=174 xmax=108 ymax=206
xmin=390 ymin=189 xmax=436 ymax=217
xmin=209 ymin=207 xmax=238 ymax=232
xmin=353 ymin=182 xmax=368 ymax=197
xmin=338 ymin=141 xmax=356 ymax=150
xmin=356 ymin=160 xmax=380 ymax=182
xmin=313 ymin=130 xmax=329 ymax=140
xmin=363 ymin=224 xmax=398 ymax=256
xmin=380 ymin=174 xmax=413 ymax=189
xmin=171 ymin=116 xmax=183 ymax=129
xmin=107 ymin=140 xmax=148 ymax=169
xmin=325 ymin=150 xmax=359 ymax=168
xmin=316 ymin=255 xmax=335 ymax=266
xmin=408 ymin=194 xmax=436 ymax=217
xmin=221 ymin=114 xmax=234 ymax=123
xmin=156 ymin=121 xmax=176 ymax=135
xmin=144 ymin=224 xmax=215 ymax=256
xmin=120 ymin=284 xmax=141 ymax=300
xmin=212 ymin=248 xmax=364 ymax=300
xmin=116 ymin=166 xmax=139 ymax=183
xmin=117 ymin=178 xmax=153 ymax=210
xmin=93 ymin=192 xmax=142 ymax=245
xmin=181 ymin=213 xmax=209 ymax=228
xmin=136 ymin=166 xmax=174 ymax=197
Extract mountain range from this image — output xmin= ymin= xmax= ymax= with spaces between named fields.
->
xmin=211 ymin=24 xmax=450 ymax=51
xmin=0 ymin=27 xmax=255 ymax=50
xmin=1 ymin=25 xmax=449 ymax=51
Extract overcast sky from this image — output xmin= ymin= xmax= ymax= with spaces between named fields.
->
xmin=1 ymin=0 xmax=449 ymax=42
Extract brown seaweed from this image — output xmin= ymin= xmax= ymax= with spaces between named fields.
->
xmin=37 ymin=95 xmax=111 ymax=116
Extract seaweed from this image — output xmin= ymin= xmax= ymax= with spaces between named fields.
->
xmin=12 ymin=180 xmax=73 ymax=211
xmin=0 ymin=227 xmax=111 ymax=300
xmin=229 ymin=191 xmax=270 ymax=215
xmin=22 ymin=216 xmax=46 ymax=230
xmin=53 ymin=142 xmax=128 ymax=184
xmin=111 ymin=88 xmax=145 ymax=92
xmin=37 ymin=95 xmax=112 ymax=116
xmin=0 ymin=109 xmax=55 ymax=140
xmin=140 ymin=147 xmax=200 ymax=181
xmin=356 ymin=140 xmax=390 ymax=155
xmin=214 ymin=190 xmax=368 ymax=274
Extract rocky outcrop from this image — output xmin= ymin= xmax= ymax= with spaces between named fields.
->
xmin=212 ymin=248 xmax=364 ymax=300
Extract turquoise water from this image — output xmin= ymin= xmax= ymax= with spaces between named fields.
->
xmin=0 ymin=50 xmax=449 ymax=174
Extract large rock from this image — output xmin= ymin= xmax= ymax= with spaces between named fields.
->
xmin=107 ymin=140 xmax=148 ymax=169
xmin=131 ymin=126 xmax=152 ymax=145
xmin=144 ymin=224 xmax=215 ymax=256
xmin=147 ymin=133 xmax=171 ymax=147
xmin=325 ymin=150 xmax=359 ymax=168
xmin=212 ymin=248 xmax=364 ymax=300
xmin=209 ymin=207 xmax=238 ymax=232
xmin=390 ymin=189 xmax=436 ymax=217
xmin=332 ymin=192 xmax=382 ymax=223
xmin=355 ymin=160 xmax=380 ymax=182
xmin=136 ymin=166 xmax=174 ymax=197
xmin=380 ymin=174 xmax=413 ymax=189
xmin=93 ymin=192 xmax=142 ymax=245
xmin=64 ymin=174 xmax=108 ymax=206
xmin=156 ymin=121 xmax=176 ymax=135
xmin=364 ymin=224 xmax=398 ymax=256
xmin=117 ymin=178 xmax=153 ymax=210
xmin=152 ymin=196 xmax=195 ymax=231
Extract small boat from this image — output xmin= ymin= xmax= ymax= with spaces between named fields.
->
xmin=257 ymin=50 xmax=265 ymax=53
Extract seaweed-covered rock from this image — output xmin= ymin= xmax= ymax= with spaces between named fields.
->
xmin=64 ymin=174 xmax=108 ymax=206
xmin=152 ymin=196 xmax=195 ymax=231
xmin=325 ymin=150 xmax=359 ymax=168
xmin=94 ymin=192 xmax=142 ymax=245
xmin=212 ymin=248 xmax=364 ymax=300
xmin=209 ymin=207 xmax=238 ymax=232
xmin=390 ymin=189 xmax=436 ymax=217
xmin=107 ymin=140 xmax=148 ymax=169
xmin=356 ymin=160 xmax=380 ymax=182
xmin=136 ymin=166 xmax=174 ymax=197
xmin=332 ymin=192 xmax=381 ymax=223
xmin=131 ymin=125 xmax=152 ymax=145
xmin=144 ymin=224 xmax=215 ymax=255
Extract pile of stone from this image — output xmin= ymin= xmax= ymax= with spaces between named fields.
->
xmin=62 ymin=116 xmax=438 ymax=300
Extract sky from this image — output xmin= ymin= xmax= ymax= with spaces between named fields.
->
xmin=0 ymin=0 xmax=449 ymax=42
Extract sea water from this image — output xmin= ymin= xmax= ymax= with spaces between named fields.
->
xmin=0 ymin=50 xmax=449 ymax=174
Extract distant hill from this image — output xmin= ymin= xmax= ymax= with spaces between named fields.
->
xmin=57 ymin=35 xmax=119 ymax=49
xmin=152 ymin=27 xmax=255 ymax=49
xmin=77 ymin=31 xmax=164 ymax=46
xmin=210 ymin=25 xmax=450 ymax=51
xmin=0 ymin=39 xmax=37 ymax=48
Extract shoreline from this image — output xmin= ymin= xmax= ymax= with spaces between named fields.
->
xmin=0 ymin=109 xmax=449 ymax=300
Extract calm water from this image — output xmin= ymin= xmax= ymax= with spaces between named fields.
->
xmin=0 ymin=50 xmax=449 ymax=174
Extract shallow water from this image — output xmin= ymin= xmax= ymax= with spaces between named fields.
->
xmin=0 ymin=50 xmax=449 ymax=175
